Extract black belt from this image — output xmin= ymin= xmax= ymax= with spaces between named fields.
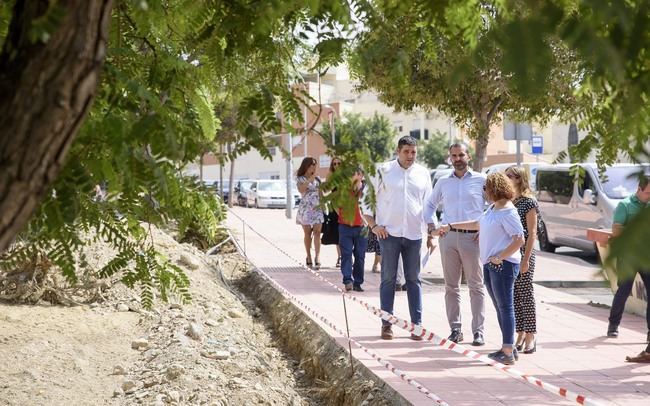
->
xmin=450 ymin=227 xmax=478 ymax=234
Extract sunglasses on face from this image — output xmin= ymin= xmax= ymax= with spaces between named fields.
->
xmin=506 ymin=173 xmax=520 ymax=179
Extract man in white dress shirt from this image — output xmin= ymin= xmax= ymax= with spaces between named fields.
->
xmin=424 ymin=143 xmax=487 ymax=346
xmin=363 ymin=136 xmax=434 ymax=340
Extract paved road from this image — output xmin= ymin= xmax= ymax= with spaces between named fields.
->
xmin=225 ymin=206 xmax=649 ymax=406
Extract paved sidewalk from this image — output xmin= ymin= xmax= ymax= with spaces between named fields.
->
xmin=225 ymin=207 xmax=650 ymax=406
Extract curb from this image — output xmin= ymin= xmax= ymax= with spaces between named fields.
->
xmin=534 ymin=280 xmax=609 ymax=288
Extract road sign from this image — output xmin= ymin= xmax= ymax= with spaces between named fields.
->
xmin=531 ymin=135 xmax=543 ymax=154
xmin=503 ymin=120 xmax=533 ymax=141
xmin=319 ymin=155 xmax=331 ymax=168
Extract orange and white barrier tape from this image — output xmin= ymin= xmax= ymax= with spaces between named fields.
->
xmin=227 ymin=230 xmax=448 ymax=405
xmin=227 ymin=211 xmax=605 ymax=406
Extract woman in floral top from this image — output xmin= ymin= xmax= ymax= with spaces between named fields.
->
xmin=296 ymin=157 xmax=324 ymax=269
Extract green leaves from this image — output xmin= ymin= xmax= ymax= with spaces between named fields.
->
xmin=606 ymin=207 xmax=650 ymax=282
xmin=190 ymin=86 xmax=219 ymax=142
xmin=0 ymin=0 xmax=356 ymax=306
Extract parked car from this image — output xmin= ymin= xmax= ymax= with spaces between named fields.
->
xmin=482 ymin=162 xmax=541 ymax=190
xmin=234 ymin=179 xmax=254 ymax=206
xmin=535 ymin=163 xmax=649 ymax=253
xmin=429 ymin=164 xmax=451 ymax=185
xmin=246 ymin=179 xmax=300 ymax=209
xmin=213 ymin=180 xmax=231 ymax=204
xmin=430 ymin=168 xmax=454 ymax=219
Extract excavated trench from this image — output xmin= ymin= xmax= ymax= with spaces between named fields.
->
xmin=229 ymin=260 xmax=410 ymax=406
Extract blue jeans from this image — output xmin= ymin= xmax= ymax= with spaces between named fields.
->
xmin=483 ymin=261 xmax=520 ymax=348
xmin=378 ymin=235 xmax=422 ymax=326
xmin=338 ymin=224 xmax=368 ymax=286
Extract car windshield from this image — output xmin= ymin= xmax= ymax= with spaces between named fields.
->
xmin=601 ymin=166 xmax=648 ymax=199
xmin=258 ymin=181 xmax=284 ymax=192
xmin=239 ymin=181 xmax=253 ymax=191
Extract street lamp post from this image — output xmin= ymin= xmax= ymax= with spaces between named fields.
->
xmin=325 ymin=104 xmax=338 ymax=146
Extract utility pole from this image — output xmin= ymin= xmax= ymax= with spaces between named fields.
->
xmin=515 ymin=124 xmax=522 ymax=166
xmin=285 ymin=132 xmax=293 ymax=219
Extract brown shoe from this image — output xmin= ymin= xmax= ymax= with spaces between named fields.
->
xmin=626 ymin=351 xmax=650 ymax=363
xmin=381 ymin=325 xmax=393 ymax=340
xmin=410 ymin=333 xmax=423 ymax=341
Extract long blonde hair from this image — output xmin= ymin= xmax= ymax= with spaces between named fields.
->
xmin=506 ymin=165 xmax=534 ymax=198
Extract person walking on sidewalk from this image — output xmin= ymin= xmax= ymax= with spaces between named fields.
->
xmin=322 ymin=158 xmax=342 ymax=267
xmin=363 ymin=136 xmax=433 ymax=341
xmin=434 ymin=172 xmax=525 ymax=365
xmin=506 ymin=165 xmax=540 ymax=354
xmin=296 ymin=157 xmax=324 ymax=269
xmin=607 ymin=174 xmax=650 ymax=342
xmin=424 ymin=143 xmax=487 ymax=346
xmin=338 ymin=169 xmax=367 ymax=292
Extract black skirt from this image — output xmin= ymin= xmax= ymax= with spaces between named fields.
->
xmin=321 ymin=210 xmax=339 ymax=245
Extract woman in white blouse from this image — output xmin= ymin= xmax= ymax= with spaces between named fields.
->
xmin=434 ymin=172 xmax=524 ymax=365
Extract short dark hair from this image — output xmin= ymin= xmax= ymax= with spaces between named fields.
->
xmin=397 ymin=136 xmax=417 ymax=149
xmin=639 ymin=175 xmax=650 ymax=190
xmin=449 ymin=142 xmax=469 ymax=152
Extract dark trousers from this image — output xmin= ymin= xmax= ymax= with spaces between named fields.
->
xmin=609 ymin=270 xmax=650 ymax=330
xmin=338 ymin=224 xmax=368 ymax=286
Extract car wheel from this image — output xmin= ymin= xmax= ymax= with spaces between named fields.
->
xmin=537 ymin=219 xmax=557 ymax=253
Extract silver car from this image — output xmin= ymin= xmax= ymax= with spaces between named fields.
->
xmin=246 ymin=180 xmax=299 ymax=209
xmin=535 ymin=163 xmax=649 ymax=253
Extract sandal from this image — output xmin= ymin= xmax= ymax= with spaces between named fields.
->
xmin=626 ymin=351 xmax=650 ymax=363
xmin=306 ymin=258 xmax=313 ymax=268
xmin=515 ymin=335 xmax=525 ymax=352
xmin=314 ymin=262 xmax=321 ymax=270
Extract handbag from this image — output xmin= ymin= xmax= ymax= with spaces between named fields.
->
xmin=321 ymin=210 xmax=339 ymax=245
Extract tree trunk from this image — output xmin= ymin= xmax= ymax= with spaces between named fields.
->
xmin=471 ymin=120 xmax=491 ymax=172
xmin=0 ymin=0 xmax=113 ymax=252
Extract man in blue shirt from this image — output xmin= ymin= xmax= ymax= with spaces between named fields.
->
xmin=424 ymin=143 xmax=487 ymax=346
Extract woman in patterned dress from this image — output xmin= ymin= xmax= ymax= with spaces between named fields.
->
xmin=506 ymin=165 xmax=539 ymax=354
xmin=296 ymin=157 xmax=324 ymax=269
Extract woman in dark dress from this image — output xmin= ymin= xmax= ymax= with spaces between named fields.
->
xmin=366 ymin=216 xmax=381 ymax=273
xmin=506 ymin=165 xmax=539 ymax=354
xmin=325 ymin=158 xmax=342 ymax=267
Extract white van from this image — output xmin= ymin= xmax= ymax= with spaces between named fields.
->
xmin=482 ymin=162 xmax=541 ymax=190
xmin=535 ymin=163 xmax=649 ymax=253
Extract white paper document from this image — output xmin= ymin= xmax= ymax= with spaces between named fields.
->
xmin=421 ymin=247 xmax=434 ymax=268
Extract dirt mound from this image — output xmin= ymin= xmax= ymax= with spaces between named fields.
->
xmin=0 ymin=225 xmax=317 ymax=405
